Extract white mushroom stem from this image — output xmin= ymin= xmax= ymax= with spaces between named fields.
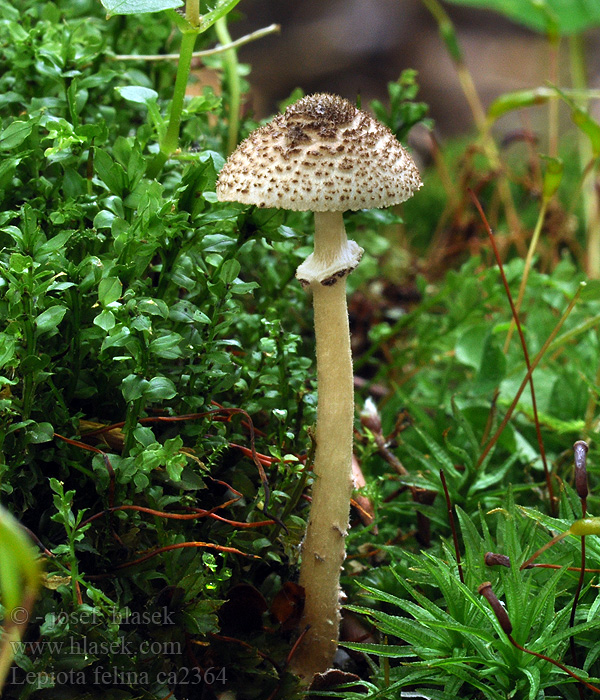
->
xmin=292 ymin=211 xmax=363 ymax=680
xmin=296 ymin=211 xmax=363 ymax=286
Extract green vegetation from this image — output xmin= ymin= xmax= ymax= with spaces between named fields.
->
xmin=0 ymin=0 xmax=599 ymax=697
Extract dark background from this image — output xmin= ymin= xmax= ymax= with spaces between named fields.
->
xmin=227 ymin=0 xmax=600 ymax=141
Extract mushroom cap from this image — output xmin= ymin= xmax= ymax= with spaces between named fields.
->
xmin=216 ymin=93 xmax=422 ymax=212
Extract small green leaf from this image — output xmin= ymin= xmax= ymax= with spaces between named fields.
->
xmin=93 ymin=309 xmax=116 ymax=332
xmin=137 ymin=298 xmax=169 ymax=317
xmin=165 ymin=456 xmax=185 ymax=482
xmin=100 ymin=0 xmax=183 ymax=16
xmin=0 ymin=120 xmax=33 ymax=149
xmin=230 ymin=280 xmax=259 ymax=295
xmin=133 ymin=425 xmax=156 ymax=447
xmin=101 ymin=325 xmax=132 ymax=352
xmin=487 ymin=88 xmax=553 ymax=121
xmin=541 ymin=156 xmax=563 ymax=199
xmin=0 ymin=334 xmax=16 ymax=369
xmin=98 ymin=277 xmax=122 ymax=306
xmin=122 ymin=375 xmax=177 ymax=402
xmin=115 ymin=85 xmax=159 ymax=106
xmin=35 ymin=306 xmax=67 ymax=334
xmin=194 ymin=0 xmax=244 ymax=34
xmin=200 ymin=233 xmax=238 ymax=254
xmin=94 ymin=150 xmax=127 ymax=196
xmin=169 ymin=301 xmax=210 ymax=324
xmin=149 ymin=333 xmax=183 ymax=359
xmin=219 ymin=259 xmax=241 ymax=285
xmin=93 ymin=210 xmax=116 ymax=229
xmin=122 ymin=374 xmax=148 ymax=402
xmin=455 ymin=324 xmax=487 ymax=369
xmin=579 ymin=280 xmax=600 ymax=301
xmin=341 ymin=641 xmax=415 ymax=658
xmin=37 ymin=231 xmax=73 ymax=257
xmin=552 ymin=85 xmax=600 ymax=156
xmin=475 ymin=333 xmax=506 ymax=393
xmin=28 ymin=422 xmax=54 ymax=444
xmin=145 ymin=376 xmax=177 ymax=401
xmin=9 ymin=253 xmax=32 ymax=274
xmin=572 ymin=108 xmax=600 ymax=157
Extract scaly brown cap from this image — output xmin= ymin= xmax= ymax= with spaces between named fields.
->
xmin=216 ymin=93 xmax=422 ymax=212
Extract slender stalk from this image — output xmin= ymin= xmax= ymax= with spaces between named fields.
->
xmin=508 ymin=632 xmax=600 ymax=696
xmin=66 ymin=287 xmax=82 ymax=403
xmin=215 ymin=16 xmax=241 ymax=155
xmin=123 ymin=396 xmax=145 ymax=456
xmin=586 ymin=171 xmax=600 ymax=279
xmin=313 ymin=211 xmax=349 ymax=263
xmin=548 ymin=34 xmax=560 ymax=158
xmin=22 ymin=272 xmax=37 ymax=421
xmin=113 ymin=24 xmax=280 ymax=62
xmin=185 ymin=0 xmax=200 ymax=27
xmin=292 ymin=212 xmax=357 ymax=681
xmin=146 ymin=30 xmax=198 ymax=178
xmin=158 ymin=30 xmax=197 ymax=154
xmin=569 ymin=534 xmax=586 ymax=700
xmin=503 ymin=197 xmax=549 ymax=350
xmin=520 ymin=530 xmax=569 ymax=570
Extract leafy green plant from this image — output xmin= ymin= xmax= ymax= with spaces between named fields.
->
xmin=0 ymin=0 xmax=311 ymax=695
xmin=370 ymin=69 xmax=432 ymax=143
xmin=1 ymin=0 xmax=600 ymax=696
xmin=93 ymin=0 xmax=246 ymax=177
xmin=341 ymin=491 xmax=600 ymax=699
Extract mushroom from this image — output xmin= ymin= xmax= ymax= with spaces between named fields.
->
xmin=216 ymin=93 xmax=422 ymax=681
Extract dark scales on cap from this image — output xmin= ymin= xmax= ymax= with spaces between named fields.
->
xmin=216 ymin=93 xmax=422 ymax=213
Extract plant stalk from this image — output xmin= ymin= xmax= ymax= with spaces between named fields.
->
xmin=503 ymin=197 xmax=549 ymax=350
xmin=215 ymin=16 xmax=241 ymax=155
xmin=185 ymin=0 xmax=200 ymax=27
xmin=147 ymin=29 xmax=198 ymax=178
xmin=547 ymin=33 xmax=560 ymax=158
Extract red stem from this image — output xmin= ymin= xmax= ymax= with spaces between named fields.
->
xmin=469 ymin=190 xmax=555 ymax=513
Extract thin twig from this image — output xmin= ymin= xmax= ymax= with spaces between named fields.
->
xmin=77 ymin=405 xmax=283 ymax=529
xmin=88 ymin=541 xmax=259 ymax=579
xmin=112 ymin=24 xmax=280 ymax=62
xmin=480 ymin=581 xmax=600 ymax=696
xmin=54 ymin=432 xmax=116 ymax=514
xmin=509 ymin=633 xmax=600 ymax=695
xmin=78 ymin=503 xmax=274 ymax=530
xmin=520 ymin=531 xmax=570 ymax=570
